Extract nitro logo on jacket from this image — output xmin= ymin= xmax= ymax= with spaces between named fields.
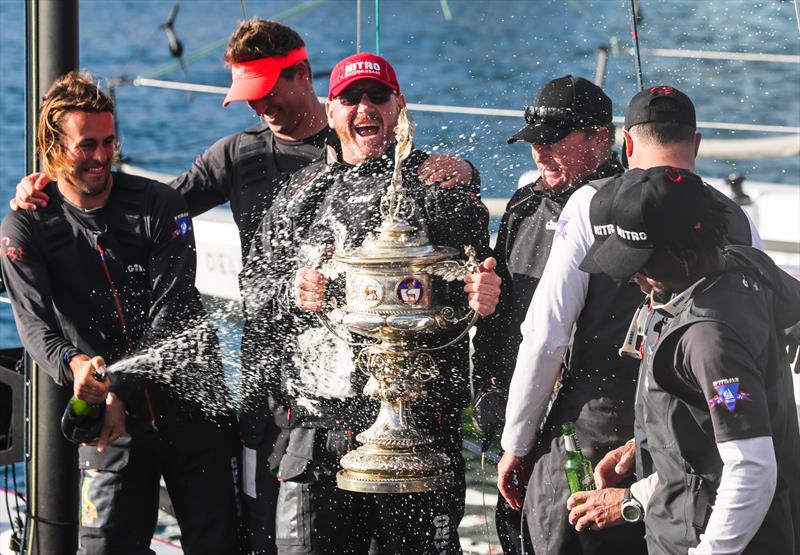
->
xmin=708 ymin=377 xmax=751 ymax=412
xmin=0 ymin=236 xmax=23 ymax=262
xmin=171 ymin=213 xmax=193 ymax=240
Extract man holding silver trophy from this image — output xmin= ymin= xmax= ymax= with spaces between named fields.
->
xmin=242 ymin=52 xmax=501 ymax=554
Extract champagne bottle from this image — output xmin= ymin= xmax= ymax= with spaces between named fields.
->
xmin=563 ymin=421 xmax=596 ymax=494
xmin=61 ymin=367 xmax=107 ymax=443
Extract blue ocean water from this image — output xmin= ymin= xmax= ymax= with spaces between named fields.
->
xmin=1 ymin=0 xmax=799 ymax=349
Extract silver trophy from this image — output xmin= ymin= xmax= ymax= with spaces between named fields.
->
xmin=318 ymin=109 xmax=478 ymax=493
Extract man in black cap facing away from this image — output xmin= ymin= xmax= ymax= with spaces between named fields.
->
xmin=573 ymin=166 xmax=800 ymax=554
xmin=471 ymin=74 xmax=624 ymax=552
xmin=555 ymin=86 xmax=762 ymax=544
xmin=496 ymin=83 xmax=762 ymax=554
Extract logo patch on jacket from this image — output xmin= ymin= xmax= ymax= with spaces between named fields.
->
xmin=555 ymin=216 xmax=569 ymax=239
xmin=171 ymin=213 xmax=193 ymax=240
xmin=707 ymin=377 xmax=751 ymax=412
xmin=0 ymin=236 xmax=23 ymax=262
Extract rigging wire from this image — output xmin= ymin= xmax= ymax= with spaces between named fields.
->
xmin=628 ymin=0 xmax=645 ymax=91
xmin=240 ymin=0 xmax=249 ymax=21
xmin=375 ymin=0 xmax=381 ymax=56
xmin=136 ymin=0 xmax=326 ymax=81
xmin=795 ymin=0 xmax=800 ymax=34
xmin=4 ymin=466 xmax=19 ymax=546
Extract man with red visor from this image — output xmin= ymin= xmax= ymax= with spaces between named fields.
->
xmin=242 ymin=52 xmax=500 ymax=554
xmin=11 ymin=20 xmax=477 ymax=555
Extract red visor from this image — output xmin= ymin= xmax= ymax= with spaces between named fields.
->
xmin=223 ymin=46 xmax=308 ymax=107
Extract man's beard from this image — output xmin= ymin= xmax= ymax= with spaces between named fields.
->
xmin=64 ymin=165 xmax=111 ymax=197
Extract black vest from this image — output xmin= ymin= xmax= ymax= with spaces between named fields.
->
xmin=31 ymin=176 xmax=152 ymax=366
xmin=638 ymin=248 xmax=800 ymax=554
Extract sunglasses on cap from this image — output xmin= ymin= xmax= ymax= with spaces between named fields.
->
xmin=336 ymin=86 xmax=394 ymax=106
xmin=524 ymin=105 xmax=600 ymax=128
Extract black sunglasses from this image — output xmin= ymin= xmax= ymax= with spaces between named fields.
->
xmin=337 ymin=86 xmax=393 ymax=106
xmin=523 ymin=105 xmax=599 ymax=128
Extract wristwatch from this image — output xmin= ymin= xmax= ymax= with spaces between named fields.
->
xmin=620 ymin=488 xmax=644 ymax=523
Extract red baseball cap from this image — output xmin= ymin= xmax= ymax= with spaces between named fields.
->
xmin=328 ymin=52 xmax=400 ymax=100
xmin=223 ymin=46 xmax=308 ymax=107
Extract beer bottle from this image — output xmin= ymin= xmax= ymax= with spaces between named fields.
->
xmin=61 ymin=367 xmax=107 ymax=443
xmin=563 ymin=421 xmax=596 ymax=494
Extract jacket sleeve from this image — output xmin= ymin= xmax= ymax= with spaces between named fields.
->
xmin=471 ymin=199 xmax=517 ymax=393
xmin=0 ymin=213 xmax=81 ymax=385
xmin=169 ymin=134 xmax=237 ymax=216
xmin=501 ymin=186 xmax=594 ymax=456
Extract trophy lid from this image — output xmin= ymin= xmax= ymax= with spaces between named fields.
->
xmin=334 ymin=216 xmax=459 ymax=266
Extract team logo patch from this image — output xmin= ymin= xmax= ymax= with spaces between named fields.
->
xmin=171 ymin=213 xmax=193 ymax=240
xmin=0 ymin=236 xmax=23 ymax=262
xmin=555 ymin=217 xmax=569 ymax=239
xmin=397 ymin=278 xmax=423 ymax=305
xmin=707 ymin=377 xmax=751 ymax=412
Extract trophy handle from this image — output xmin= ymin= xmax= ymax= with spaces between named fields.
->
xmin=416 ymin=244 xmax=482 ymax=352
xmin=418 ymin=308 xmax=479 ymax=352
xmin=315 ymin=300 xmax=375 ymax=347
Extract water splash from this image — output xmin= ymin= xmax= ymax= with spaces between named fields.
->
xmin=104 ymin=317 xmax=238 ymax=419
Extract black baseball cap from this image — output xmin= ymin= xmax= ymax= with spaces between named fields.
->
xmin=508 ymin=75 xmax=612 ymax=145
xmin=577 ymin=177 xmax=624 ymax=273
xmin=583 ymin=166 xmax=710 ymax=280
xmin=624 ymin=85 xmax=696 ymax=130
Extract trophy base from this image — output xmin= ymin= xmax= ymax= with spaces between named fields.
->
xmin=336 ymin=444 xmax=454 ymax=493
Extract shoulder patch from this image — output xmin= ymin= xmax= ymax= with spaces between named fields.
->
xmin=171 ymin=213 xmax=193 ymax=240
xmin=555 ymin=216 xmax=570 ymax=239
xmin=0 ymin=236 xmax=24 ymax=262
xmin=707 ymin=377 xmax=751 ymax=412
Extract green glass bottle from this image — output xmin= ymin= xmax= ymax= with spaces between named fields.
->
xmin=61 ymin=368 xmax=107 ymax=443
xmin=563 ymin=421 xmax=596 ymax=494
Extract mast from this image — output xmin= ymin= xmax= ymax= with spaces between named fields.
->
xmin=24 ymin=1 xmax=80 ymax=553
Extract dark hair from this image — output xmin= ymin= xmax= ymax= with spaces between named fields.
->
xmin=38 ymin=71 xmax=117 ymax=177
xmin=659 ymin=191 xmax=730 ymax=257
xmin=224 ymin=18 xmax=310 ymax=80
xmin=634 ymin=122 xmax=696 ymax=145
xmin=631 ymin=97 xmax=696 ymax=145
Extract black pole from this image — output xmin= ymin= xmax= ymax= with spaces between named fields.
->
xmin=24 ymin=1 xmax=80 ymax=554
xmin=629 ymin=0 xmax=644 ymax=91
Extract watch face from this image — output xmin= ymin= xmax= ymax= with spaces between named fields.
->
xmin=622 ymin=503 xmax=641 ymax=522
